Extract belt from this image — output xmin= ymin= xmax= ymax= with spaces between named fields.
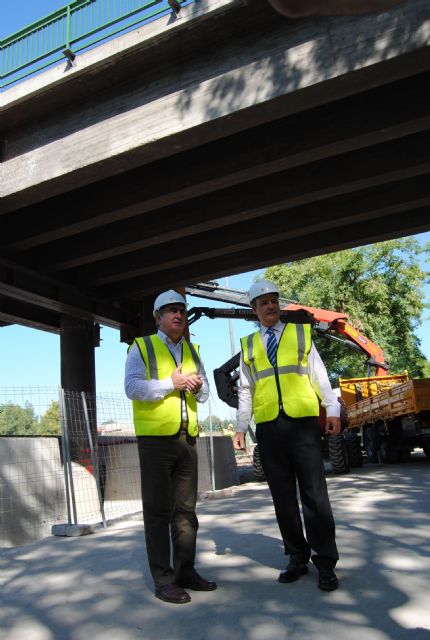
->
xmin=179 ymin=422 xmax=189 ymax=433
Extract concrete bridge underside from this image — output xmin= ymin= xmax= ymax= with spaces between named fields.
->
xmin=1 ymin=0 xmax=430 ymax=338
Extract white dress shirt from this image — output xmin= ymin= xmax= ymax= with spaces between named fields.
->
xmin=124 ymin=330 xmax=209 ymax=419
xmin=236 ymin=320 xmax=340 ymax=432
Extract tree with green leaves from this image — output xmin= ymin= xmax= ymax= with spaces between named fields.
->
xmin=0 ymin=401 xmax=38 ymax=436
xmin=201 ymin=415 xmax=222 ymax=432
xmin=265 ymin=238 xmax=430 ymax=384
xmin=38 ymin=401 xmax=61 ymax=436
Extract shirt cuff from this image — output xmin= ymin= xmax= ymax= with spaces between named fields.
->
xmin=235 ymin=420 xmax=249 ymax=433
xmin=160 ymin=377 xmax=175 ymax=395
xmin=324 ymin=403 xmax=341 ymax=418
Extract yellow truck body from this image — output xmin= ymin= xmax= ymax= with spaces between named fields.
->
xmin=337 ymin=374 xmax=430 ymax=464
xmin=342 ymin=378 xmax=430 ymax=429
xmin=339 ymin=372 xmax=409 ymax=408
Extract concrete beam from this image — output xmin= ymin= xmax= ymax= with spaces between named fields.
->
xmin=266 ymin=0 xmax=408 ymax=18
xmin=1 ymin=0 xmax=429 ymax=211
xmin=0 ymin=260 xmax=139 ymax=330
xmin=105 ymin=205 xmax=430 ymax=298
xmin=2 ymin=70 xmax=429 ymax=257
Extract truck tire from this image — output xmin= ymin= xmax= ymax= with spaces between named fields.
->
xmin=252 ymin=445 xmax=266 ymax=482
xmin=344 ymin=432 xmax=363 ymax=467
xmin=364 ymin=428 xmax=379 ymax=463
xmin=328 ymin=434 xmax=349 ymax=474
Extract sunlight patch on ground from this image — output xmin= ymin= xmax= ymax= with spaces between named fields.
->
xmin=381 ymin=553 xmax=429 ymax=571
xmin=385 ymin=571 xmax=430 ymax=629
xmin=338 ymin=490 xmax=404 ymax=513
xmin=248 ymin=622 xmax=288 ymax=640
xmin=4 ymin=619 xmax=54 ymax=640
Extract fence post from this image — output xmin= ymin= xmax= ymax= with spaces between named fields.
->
xmin=81 ymin=391 xmax=107 ymax=528
xmin=59 ymin=387 xmax=78 ymax=524
xmin=66 ymin=3 xmax=72 ymax=51
xmin=208 ymin=397 xmax=215 ymax=491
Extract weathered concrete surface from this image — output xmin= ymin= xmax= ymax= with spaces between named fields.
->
xmin=1 ymin=0 xmax=429 ymax=209
xmin=1 ymin=456 xmax=429 ymax=640
xmin=0 ymin=435 xmax=238 ymax=547
xmin=1 ymin=0 xmax=429 ymax=333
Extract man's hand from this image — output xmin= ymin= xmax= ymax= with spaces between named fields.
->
xmin=325 ymin=416 xmax=341 ymax=436
xmin=171 ymin=364 xmax=190 ymax=390
xmin=185 ymin=373 xmax=203 ymax=394
xmin=233 ymin=432 xmax=246 ymax=450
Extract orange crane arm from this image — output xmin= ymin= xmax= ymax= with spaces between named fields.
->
xmin=283 ymin=303 xmax=387 ymax=376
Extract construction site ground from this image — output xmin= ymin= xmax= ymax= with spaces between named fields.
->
xmin=1 ymin=452 xmax=430 ymax=640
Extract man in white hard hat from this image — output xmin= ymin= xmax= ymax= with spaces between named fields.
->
xmin=234 ymin=279 xmax=341 ymax=591
xmin=125 ymin=289 xmax=216 ymax=604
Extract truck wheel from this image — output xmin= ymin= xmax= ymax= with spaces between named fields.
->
xmin=344 ymin=432 xmax=363 ymax=467
xmin=252 ymin=445 xmax=266 ymax=482
xmin=328 ymin=434 xmax=349 ymax=474
xmin=364 ymin=428 xmax=379 ymax=463
xmin=379 ymin=439 xmax=399 ymax=464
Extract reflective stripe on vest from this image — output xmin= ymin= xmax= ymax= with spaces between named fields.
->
xmin=130 ymin=335 xmax=200 ymax=436
xmin=241 ymin=323 xmax=319 ymax=422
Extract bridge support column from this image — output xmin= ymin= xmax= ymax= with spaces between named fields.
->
xmin=60 ymin=315 xmax=98 ymax=466
xmin=60 ymin=316 xmax=97 ymax=393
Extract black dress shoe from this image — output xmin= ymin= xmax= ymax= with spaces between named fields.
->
xmin=318 ymin=567 xmax=339 ymax=591
xmin=155 ymin=583 xmax=191 ymax=604
xmin=177 ymin=570 xmax=217 ymax=591
xmin=278 ymin=558 xmax=308 ymax=583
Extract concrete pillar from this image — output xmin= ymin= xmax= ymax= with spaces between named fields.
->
xmin=60 ymin=315 xmax=98 ymax=465
xmin=60 ymin=316 xmax=97 ymax=392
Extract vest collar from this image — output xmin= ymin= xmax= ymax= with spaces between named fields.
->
xmin=261 ymin=320 xmax=284 ymax=336
xmin=157 ymin=329 xmax=185 ymax=348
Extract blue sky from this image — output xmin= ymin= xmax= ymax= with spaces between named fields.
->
xmin=1 ymin=3 xmax=429 ymax=420
xmin=1 ymin=1 xmax=67 ymax=37
xmin=1 ymin=242 xmax=429 ymax=421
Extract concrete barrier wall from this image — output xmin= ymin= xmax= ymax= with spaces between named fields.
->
xmin=1 ymin=435 xmax=238 ymax=547
xmin=0 ymin=437 xmax=67 ymax=547
xmin=198 ymin=435 xmax=239 ymax=492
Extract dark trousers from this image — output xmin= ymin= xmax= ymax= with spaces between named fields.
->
xmin=256 ymin=413 xmax=338 ymax=569
xmin=137 ymin=432 xmax=199 ymax=587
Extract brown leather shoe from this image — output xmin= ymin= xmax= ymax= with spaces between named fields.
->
xmin=177 ymin=570 xmax=217 ymax=591
xmin=155 ymin=583 xmax=191 ymax=604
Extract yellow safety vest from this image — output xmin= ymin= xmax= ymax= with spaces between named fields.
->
xmin=130 ymin=335 xmax=201 ymax=436
xmin=241 ymin=323 xmax=319 ymax=423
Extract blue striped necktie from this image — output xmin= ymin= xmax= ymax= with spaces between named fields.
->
xmin=266 ymin=327 xmax=278 ymax=368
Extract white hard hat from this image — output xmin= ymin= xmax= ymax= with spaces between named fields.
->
xmin=153 ymin=290 xmax=187 ymax=315
xmin=248 ymin=279 xmax=279 ymax=304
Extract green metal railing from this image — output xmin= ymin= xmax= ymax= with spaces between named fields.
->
xmin=0 ymin=0 xmax=188 ymax=89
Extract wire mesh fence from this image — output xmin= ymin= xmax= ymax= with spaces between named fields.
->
xmin=0 ymin=387 xmax=241 ymax=548
xmin=1 ymin=0 xmax=192 ymax=88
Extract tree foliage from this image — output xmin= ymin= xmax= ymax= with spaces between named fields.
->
xmin=265 ymin=238 xmax=430 ymax=384
xmin=0 ymin=400 xmax=61 ymax=436
xmin=38 ymin=401 xmax=61 ymax=436
xmin=200 ymin=415 xmax=236 ymax=433
xmin=0 ymin=402 xmax=37 ymax=435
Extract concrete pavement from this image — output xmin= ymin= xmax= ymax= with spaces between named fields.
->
xmin=1 ymin=455 xmax=430 ymax=640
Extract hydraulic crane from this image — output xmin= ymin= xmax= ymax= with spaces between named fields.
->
xmin=185 ymin=281 xmax=388 ymax=409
